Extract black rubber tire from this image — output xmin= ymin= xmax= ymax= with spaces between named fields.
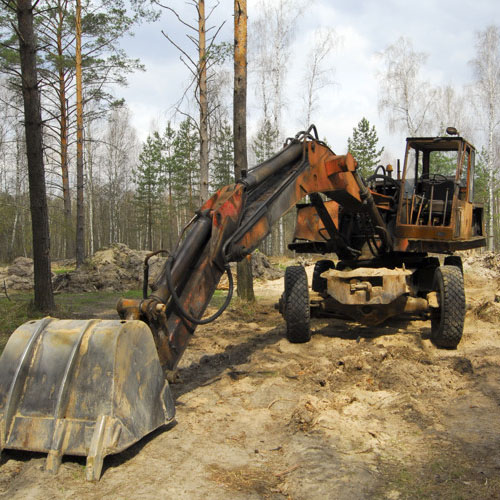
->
xmin=431 ymin=265 xmax=465 ymax=349
xmin=312 ymin=259 xmax=335 ymax=293
xmin=284 ymin=266 xmax=311 ymax=343
xmin=444 ymin=255 xmax=463 ymax=275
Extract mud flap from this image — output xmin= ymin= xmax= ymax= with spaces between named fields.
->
xmin=0 ymin=318 xmax=175 ymax=481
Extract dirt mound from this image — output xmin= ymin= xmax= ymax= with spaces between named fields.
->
xmin=463 ymin=251 xmax=500 ymax=280
xmin=217 ymin=252 xmax=283 ymax=290
xmin=469 ymin=298 xmax=500 ymax=323
xmin=2 ymin=246 xmax=284 ymax=294
xmin=0 ymin=257 xmax=34 ymax=291
xmin=8 ymin=257 xmax=34 ymax=278
xmin=251 ymin=251 xmax=284 ymax=280
xmin=53 ymin=244 xmax=166 ymax=293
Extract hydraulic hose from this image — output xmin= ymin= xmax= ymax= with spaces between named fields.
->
xmin=165 ymin=257 xmax=234 ymax=325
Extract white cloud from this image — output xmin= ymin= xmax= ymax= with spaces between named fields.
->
xmin=117 ymin=0 xmax=500 ymax=162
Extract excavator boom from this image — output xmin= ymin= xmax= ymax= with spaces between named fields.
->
xmin=0 ymin=126 xmax=485 ymax=480
xmin=117 ymin=129 xmax=392 ymax=371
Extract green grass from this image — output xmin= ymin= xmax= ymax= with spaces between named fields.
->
xmin=53 ymin=267 xmax=75 ymax=275
xmin=0 ymin=294 xmax=39 ymax=354
xmin=0 ymin=288 xmax=229 ymax=356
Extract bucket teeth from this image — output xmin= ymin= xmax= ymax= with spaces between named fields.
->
xmin=85 ymin=415 xmax=108 ymax=481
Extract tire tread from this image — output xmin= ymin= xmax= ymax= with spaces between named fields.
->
xmin=284 ymin=266 xmax=311 ymax=343
xmin=431 ymin=265 xmax=465 ymax=348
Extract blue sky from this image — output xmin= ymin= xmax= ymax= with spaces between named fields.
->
xmin=119 ymin=0 xmax=499 ymax=162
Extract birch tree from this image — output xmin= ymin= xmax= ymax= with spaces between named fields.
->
xmin=470 ymin=25 xmax=500 ymax=250
xmin=302 ymin=27 xmax=337 ymax=127
xmin=433 ymin=85 xmax=474 ymax=139
xmin=378 ymin=36 xmax=437 ymax=136
xmin=251 ymin=0 xmax=304 ymax=255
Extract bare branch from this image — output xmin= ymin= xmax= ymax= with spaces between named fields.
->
xmin=161 ymin=31 xmax=198 ymax=70
xmin=156 ymin=3 xmax=198 ymax=33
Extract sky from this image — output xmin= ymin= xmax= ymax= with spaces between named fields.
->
xmin=118 ymin=0 xmax=500 ymax=165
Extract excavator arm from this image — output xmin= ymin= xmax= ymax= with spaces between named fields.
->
xmin=0 ymin=127 xmax=483 ymax=479
xmin=1 ymin=127 xmax=485 ymax=480
xmin=117 ymin=128 xmax=393 ymax=371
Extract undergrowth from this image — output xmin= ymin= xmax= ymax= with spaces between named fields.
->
xmin=0 ymin=288 xmax=228 ymax=356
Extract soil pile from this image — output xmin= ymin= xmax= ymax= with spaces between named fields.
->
xmin=52 ymin=246 xmax=283 ymax=293
xmin=217 ymin=252 xmax=283 ymax=290
xmin=1 ymin=245 xmax=284 ymax=294
xmin=53 ymin=244 xmax=166 ymax=293
xmin=252 ymin=251 xmax=284 ymax=280
xmin=0 ymin=257 xmax=34 ymax=291
xmin=463 ymin=251 xmax=500 ymax=280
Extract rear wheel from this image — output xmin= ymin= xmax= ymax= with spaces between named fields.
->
xmin=284 ymin=266 xmax=311 ymax=343
xmin=431 ymin=265 xmax=465 ymax=349
xmin=312 ymin=259 xmax=335 ymax=293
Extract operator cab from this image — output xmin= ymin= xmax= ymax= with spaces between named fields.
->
xmin=395 ymin=128 xmax=485 ymax=251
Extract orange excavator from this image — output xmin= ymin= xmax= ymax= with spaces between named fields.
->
xmin=0 ymin=126 xmax=485 ymax=479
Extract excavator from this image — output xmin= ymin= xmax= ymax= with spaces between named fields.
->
xmin=0 ymin=126 xmax=485 ymax=480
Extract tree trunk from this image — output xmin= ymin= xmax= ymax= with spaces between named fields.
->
xmin=56 ymin=3 xmax=73 ymax=258
xmin=198 ymin=0 xmax=209 ymax=203
xmin=85 ymin=121 xmax=95 ymax=255
xmin=487 ymin=114 xmax=495 ymax=251
xmin=234 ymin=0 xmax=254 ymax=301
xmin=75 ymin=0 xmax=85 ymax=267
xmin=16 ymin=0 xmax=55 ymax=312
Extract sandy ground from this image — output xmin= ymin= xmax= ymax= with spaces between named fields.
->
xmin=1 ymin=266 xmax=500 ymax=499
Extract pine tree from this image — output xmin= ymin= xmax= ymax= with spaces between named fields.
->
xmin=211 ymin=121 xmax=234 ymax=190
xmin=134 ymin=132 xmax=164 ymax=249
xmin=251 ymin=119 xmax=282 ymax=255
xmin=252 ymin=119 xmax=279 ymax=164
xmin=162 ymin=122 xmax=178 ymax=249
xmin=347 ymin=117 xmax=384 ymax=178
xmin=173 ymin=118 xmax=200 ymax=220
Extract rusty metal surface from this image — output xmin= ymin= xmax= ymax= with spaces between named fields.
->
xmin=323 ymin=267 xmax=412 ymax=306
xmin=404 ymin=236 xmax=486 ymax=252
xmin=293 ymin=200 xmax=339 ymax=242
xmin=0 ymin=318 xmax=174 ymax=481
xmin=394 ymin=135 xmax=485 ymax=252
xmin=319 ymin=295 xmax=430 ymax=326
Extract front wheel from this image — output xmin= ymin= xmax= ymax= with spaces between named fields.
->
xmin=284 ymin=266 xmax=311 ymax=343
xmin=312 ymin=259 xmax=335 ymax=293
xmin=431 ymin=265 xmax=465 ymax=349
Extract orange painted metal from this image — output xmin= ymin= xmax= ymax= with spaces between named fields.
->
xmin=293 ymin=201 xmax=339 ymax=242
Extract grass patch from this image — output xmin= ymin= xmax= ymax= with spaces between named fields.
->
xmin=207 ymin=463 xmax=279 ymax=495
xmin=226 ymin=296 xmax=260 ymax=321
xmin=53 ymin=267 xmax=75 ymax=275
xmin=207 ymin=289 xmax=228 ymax=309
xmin=0 ymin=294 xmax=40 ymax=354
xmin=376 ymin=456 xmax=500 ymax=500
xmin=0 ymin=288 xmax=229 ymax=356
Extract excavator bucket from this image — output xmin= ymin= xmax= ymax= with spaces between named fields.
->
xmin=0 ymin=317 xmax=175 ymax=481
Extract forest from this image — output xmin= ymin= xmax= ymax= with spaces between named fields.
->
xmin=0 ymin=1 xmax=498 ymax=265
xmin=2 ymin=3 xmax=500 ymax=497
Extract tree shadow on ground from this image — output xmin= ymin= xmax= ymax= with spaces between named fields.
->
xmin=171 ymin=326 xmax=285 ymax=399
xmin=313 ymin=315 xmax=431 ymax=342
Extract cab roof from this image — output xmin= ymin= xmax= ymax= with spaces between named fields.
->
xmin=405 ymin=136 xmax=475 ymax=152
